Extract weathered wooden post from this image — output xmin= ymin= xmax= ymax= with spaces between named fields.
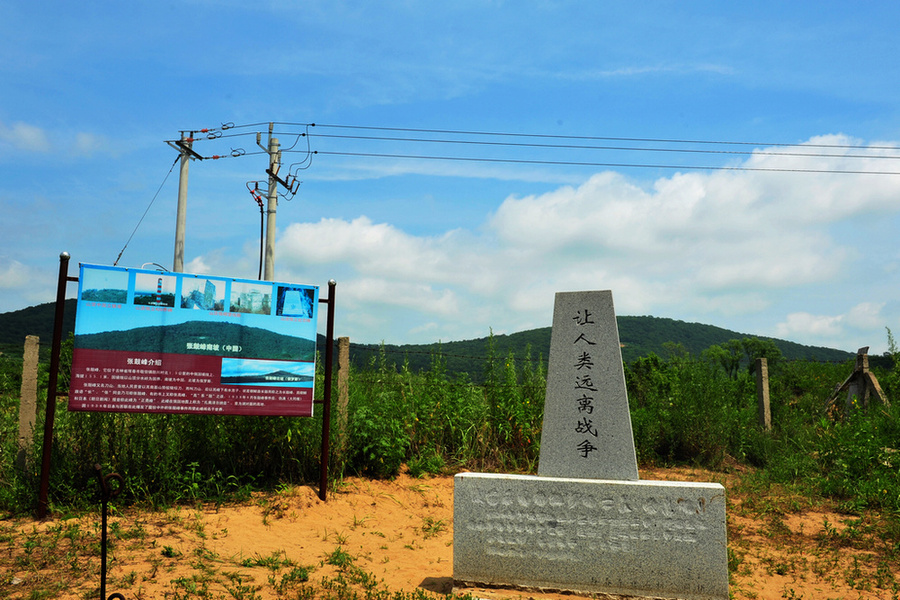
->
xmin=826 ymin=347 xmax=889 ymax=413
xmin=756 ymin=357 xmax=771 ymax=431
xmin=336 ymin=337 xmax=351 ymax=462
xmin=17 ymin=336 xmax=40 ymax=471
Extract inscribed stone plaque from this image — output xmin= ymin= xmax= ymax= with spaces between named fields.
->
xmin=537 ymin=290 xmax=639 ymax=480
xmin=454 ymin=472 xmax=729 ymax=600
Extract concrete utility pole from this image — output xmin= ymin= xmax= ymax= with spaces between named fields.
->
xmin=168 ymin=123 xmax=288 ymax=278
xmin=170 ymin=132 xmax=203 ymax=273
xmin=173 ymin=133 xmax=190 ymax=272
xmin=259 ymin=123 xmax=281 ymax=281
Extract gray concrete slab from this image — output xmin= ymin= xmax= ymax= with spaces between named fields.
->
xmin=454 ymin=472 xmax=729 ymax=600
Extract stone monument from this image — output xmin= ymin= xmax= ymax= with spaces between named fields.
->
xmin=537 ymin=291 xmax=639 ymax=481
xmin=453 ymin=291 xmax=729 ymax=600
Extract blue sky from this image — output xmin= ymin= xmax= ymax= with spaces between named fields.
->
xmin=4 ymin=2 xmax=900 ymax=353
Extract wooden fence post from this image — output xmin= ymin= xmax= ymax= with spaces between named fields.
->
xmin=336 ymin=337 xmax=351 ymax=462
xmin=756 ymin=357 xmax=771 ymax=431
xmin=826 ymin=347 xmax=889 ymax=413
xmin=17 ymin=335 xmax=40 ymax=471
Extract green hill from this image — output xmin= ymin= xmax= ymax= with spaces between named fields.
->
xmin=346 ymin=316 xmax=855 ymax=379
xmin=0 ymin=301 xmax=855 ymax=375
xmin=0 ymin=299 xmax=77 ymax=359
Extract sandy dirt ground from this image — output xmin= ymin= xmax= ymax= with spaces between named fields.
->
xmin=4 ymin=467 xmax=898 ymax=600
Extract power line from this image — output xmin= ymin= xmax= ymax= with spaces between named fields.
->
xmin=302 ymin=132 xmax=900 ymax=160
xmin=185 ymin=121 xmax=900 ymax=153
xmin=303 ymin=149 xmax=900 ymax=176
xmin=114 ymin=155 xmax=180 ymax=266
xmin=178 ymin=121 xmax=900 ymax=175
xmin=279 ymin=121 xmax=900 ymax=152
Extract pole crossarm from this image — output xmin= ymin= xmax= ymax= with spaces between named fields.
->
xmin=165 ymin=140 xmax=204 ymax=161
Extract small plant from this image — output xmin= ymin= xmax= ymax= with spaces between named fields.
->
xmin=407 ymin=452 xmax=445 ymax=477
xmin=171 ymin=574 xmax=212 ymax=598
xmin=349 ymin=514 xmax=369 ymax=530
xmin=420 ymin=517 xmax=447 ymax=539
xmin=325 ymin=546 xmax=354 ymax=569
xmin=781 ymin=586 xmax=803 ymax=600
xmin=270 ymin=565 xmax=313 ymax=595
xmin=241 ymin=550 xmax=294 ymax=571
xmin=224 ymin=578 xmax=263 ymax=600
xmin=727 ymin=547 xmax=744 ymax=574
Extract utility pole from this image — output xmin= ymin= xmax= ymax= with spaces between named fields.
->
xmin=167 ymin=123 xmax=292 ymax=279
xmin=258 ymin=123 xmax=281 ymax=281
xmin=169 ymin=132 xmax=203 ymax=273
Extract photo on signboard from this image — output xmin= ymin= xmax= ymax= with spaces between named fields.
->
xmin=181 ymin=276 xmax=227 ymax=311
xmin=133 ymin=272 xmax=177 ymax=307
xmin=230 ymin=281 xmax=273 ymax=315
xmin=276 ymin=285 xmax=315 ymax=318
xmin=80 ymin=266 xmax=129 ymax=304
xmin=220 ymin=358 xmax=315 ymax=387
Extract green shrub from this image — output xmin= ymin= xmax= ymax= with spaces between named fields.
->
xmin=1 ymin=328 xmax=899 ymax=539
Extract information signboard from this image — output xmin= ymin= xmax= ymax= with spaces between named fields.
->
xmin=68 ymin=264 xmax=319 ymax=416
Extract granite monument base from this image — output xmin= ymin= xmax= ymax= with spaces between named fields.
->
xmin=453 ymin=472 xmax=728 ymax=600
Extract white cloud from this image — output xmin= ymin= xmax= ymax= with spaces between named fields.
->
xmin=556 ymin=62 xmax=736 ymax=80
xmin=184 ymin=248 xmax=258 ymax=281
xmin=0 ymin=258 xmax=61 ymax=315
xmin=72 ymin=131 xmax=117 ymax=158
xmin=846 ymin=302 xmax=886 ymax=330
xmin=0 ymin=120 xmax=120 ymax=158
xmin=193 ymin=136 xmax=900 ymax=346
xmin=776 ymin=312 xmax=844 ymax=340
xmin=0 ymin=121 xmax=50 ymax=152
xmin=489 ymin=166 xmax=850 ymax=294
xmin=184 ymin=256 xmax=212 ymax=275
xmin=775 ymin=303 xmax=889 ymax=351
xmin=279 ymin=217 xmax=493 ymax=290
xmin=343 ymin=278 xmax=461 ymax=317
xmin=0 ymin=257 xmax=31 ymax=288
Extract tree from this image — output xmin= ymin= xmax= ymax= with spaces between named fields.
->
xmin=703 ymin=339 xmax=744 ymax=379
xmin=741 ymin=337 xmax=782 ymax=375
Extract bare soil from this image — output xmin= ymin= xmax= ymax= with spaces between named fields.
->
xmin=3 ymin=466 xmax=898 ymax=599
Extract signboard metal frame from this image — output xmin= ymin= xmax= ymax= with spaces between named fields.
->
xmin=37 ymin=253 xmax=338 ymax=517
xmin=69 ymin=263 xmax=320 ymax=417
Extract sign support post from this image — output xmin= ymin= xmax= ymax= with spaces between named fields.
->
xmin=36 ymin=254 xmax=338 ymax=516
xmin=38 ymin=252 xmax=76 ymax=518
xmin=318 ymin=280 xmax=336 ymax=501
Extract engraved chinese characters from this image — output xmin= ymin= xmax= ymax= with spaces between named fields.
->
xmin=538 ymin=291 xmax=639 ymax=480
xmin=454 ymin=290 xmax=729 ymax=599
xmin=572 ymin=309 xmax=599 ymax=458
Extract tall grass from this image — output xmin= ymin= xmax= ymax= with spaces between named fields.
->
xmin=344 ymin=340 xmax=544 ymax=478
xmin=2 ymin=334 xmax=900 ymax=521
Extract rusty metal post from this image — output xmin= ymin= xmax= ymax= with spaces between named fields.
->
xmin=318 ymin=280 xmax=336 ymax=501
xmin=94 ymin=464 xmax=125 ymax=600
xmin=37 ymin=252 xmax=72 ymax=519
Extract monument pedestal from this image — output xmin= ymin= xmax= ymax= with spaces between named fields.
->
xmin=454 ymin=473 xmax=728 ymax=600
xmin=453 ymin=291 xmax=729 ymax=599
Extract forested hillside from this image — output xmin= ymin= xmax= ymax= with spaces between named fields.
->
xmin=346 ymin=316 xmax=855 ymax=378
xmin=0 ymin=299 xmax=77 ymax=358
xmin=0 ymin=301 xmax=855 ymax=375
